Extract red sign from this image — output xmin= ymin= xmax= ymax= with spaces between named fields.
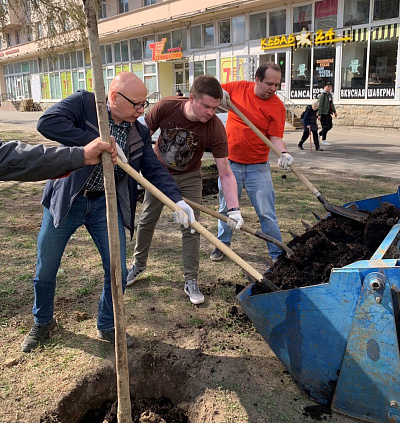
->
xmin=149 ymin=38 xmax=183 ymax=61
xmin=315 ymin=0 xmax=337 ymax=18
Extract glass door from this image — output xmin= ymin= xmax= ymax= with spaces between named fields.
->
xmin=259 ymin=51 xmax=287 ymax=95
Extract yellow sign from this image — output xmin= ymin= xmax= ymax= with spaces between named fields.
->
xmin=149 ymin=38 xmax=183 ymax=61
xmin=261 ymin=28 xmax=352 ymax=50
xmin=41 ymin=74 xmax=50 ymax=100
xmin=220 ymin=57 xmax=245 ymax=83
xmin=61 ymin=71 xmax=73 ymax=98
xmin=86 ymin=69 xmax=93 ymax=92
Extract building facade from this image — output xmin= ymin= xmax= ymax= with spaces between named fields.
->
xmin=1 ymin=0 xmax=399 ymax=128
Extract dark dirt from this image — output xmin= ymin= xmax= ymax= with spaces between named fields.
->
xmin=253 ymin=202 xmax=400 ymax=294
xmin=80 ymin=396 xmax=188 ymax=423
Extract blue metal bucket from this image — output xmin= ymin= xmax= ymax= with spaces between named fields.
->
xmin=237 ymin=188 xmax=400 ymax=423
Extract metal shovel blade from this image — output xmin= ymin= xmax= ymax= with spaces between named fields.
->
xmin=317 ymin=194 xmax=369 ymax=223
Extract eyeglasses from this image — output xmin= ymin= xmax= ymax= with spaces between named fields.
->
xmin=117 ymin=92 xmax=149 ymax=110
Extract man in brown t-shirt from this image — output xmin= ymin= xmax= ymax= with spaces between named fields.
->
xmin=127 ymin=75 xmax=243 ymax=304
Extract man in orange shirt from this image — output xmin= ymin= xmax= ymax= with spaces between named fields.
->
xmin=210 ymin=62 xmax=293 ymax=268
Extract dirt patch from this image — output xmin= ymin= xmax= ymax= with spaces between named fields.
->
xmin=253 ymin=202 xmax=400 ymax=294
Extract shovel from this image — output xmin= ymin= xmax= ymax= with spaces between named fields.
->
xmin=227 ymin=100 xmax=369 ymax=223
xmin=182 ymin=197 xmax=295 ymax=258
xmin=116 ymin=157 xmax=280 ymax=293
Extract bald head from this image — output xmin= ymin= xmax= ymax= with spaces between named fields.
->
xmin=108 ymin=72 xmax=148 ymax=124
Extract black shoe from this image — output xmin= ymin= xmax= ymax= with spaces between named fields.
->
xmin=21 ymin=318 xmax=56 ymax=352
xmin=97 ymin=329 xmax=135 ymax=348
xmin=298 ymin=144 xmax=304 ymax=150
xmin=210 ymin=248 xmax=224 ymax=262
xmin=316 ymin=147 xmax=323 ymax=151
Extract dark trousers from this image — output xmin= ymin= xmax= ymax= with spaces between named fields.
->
xmin=299 ymin=128 xmax=320 ymax=149
xmin=319 ymin=114 xmax=333 ymax=140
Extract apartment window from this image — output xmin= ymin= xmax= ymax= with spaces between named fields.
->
xmin=344 ymin=0 xmax=370 ymax=25
xmin=35 ymin=21 xmax=43 ymax=39
xmin=373 ymin=0 xmax=400 ymax=20
xmin=6 ymin=33 xmax=11 ymax=47
xmin=203 ymin=23 xmax=215 ymax=46
xmin=232 ymin=16 xmax=245 ymax=43
xmin=157 ymin=33 xmax=172 ymax=51
xmin=144 ymin=0 xmax=156 ymax=5
xmin=172 ymin=28 xmax=187 ymax=50
xmin=130 ymin=38 xmax=142 ymax=61
xmin=219 ymin=20 xmax=230 ymax=43
xmin=15 ymin=30 xmax=20 ymax=45
xmin=250 ymin=12 xmax=266 ymax=40
xmin=98 ymin=0 xmax=107 ymax=19
xmin=315 ymin=0 xmax=338 ymax=31
xmin=293 ymin=4 xmax=312 ymax=32
xmin=77 ymin=50 xmax=84 ymax=68
xmin=190 ymin=25 xmax=201 ymax=49
xmin=27 ymin=26 xmax=32 ymax=42
xmin=269 ymin=10 xmax=286 ymax=36
xmin=118 ymin=0 xmax=128 ymax=14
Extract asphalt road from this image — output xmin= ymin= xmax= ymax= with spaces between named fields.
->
xmin=1 ymin=110 xmax=399 ymax=180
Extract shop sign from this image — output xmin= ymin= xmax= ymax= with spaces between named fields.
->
xmin=149 ymin=38 xmax=183 ymax=61
xmin=367 ymin=87 xmax=395 ymax=99
xmin=290 ymin=89 xmax=311 ymax=98
xmin=340 ymin=88 xmax=365 ymax=98
xmin=316 ymin=58 xmax=334 ymax=78
xmin=261 ymin=28 xmax=351 ymax=50
xmin=0 ymin=48 xmax=19 ymax=57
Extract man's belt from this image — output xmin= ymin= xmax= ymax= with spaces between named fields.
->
xmin=79 ymin=189 xmax=105 ymax=199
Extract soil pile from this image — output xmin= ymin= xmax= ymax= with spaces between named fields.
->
xmin=253 ymin=202 xmax=400 ymax=294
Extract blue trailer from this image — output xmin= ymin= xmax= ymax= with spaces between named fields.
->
xmin=237 ymin=188 xmax=400 ymax=423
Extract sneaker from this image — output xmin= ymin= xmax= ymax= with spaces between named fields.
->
xmin=210 ymin=248 xmax=224 ymax=262
xmin=97 ymin=329 xmax=135 ymax=348
xmin=21 ymin=318 xmax=56 ymax=352
xmin=126 ymin=263 xmax=147 ymax=286
xmin=321 ymin=140 xmax=332 ymax=146
xmin=184 ymin=279 xmax=205 ymax=305
xmin=298 ymin=144 xmax=304 ymax=150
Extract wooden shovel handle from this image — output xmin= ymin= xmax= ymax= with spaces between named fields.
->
xmin=227 ymin=100 xmax=323 ymax=199
xmin=116 ymin=158 xmax=265 ymax=282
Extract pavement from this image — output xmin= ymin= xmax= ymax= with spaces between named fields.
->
xmin=1 ymin=109 xmax=399 ymax=180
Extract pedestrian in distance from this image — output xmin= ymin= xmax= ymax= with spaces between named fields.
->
xmin=127 ymin=75 xmax=243 ymax=305
xmin=175 ymin=89 xmax=184 ymax=96
xmin=318 ymin=82 xmax=337 ymax=147
xmin=298 ymin=100 xmax=323 ymax=151
xmin=21 ymin=72 xmax=194 ymax=353
xmin=0 ymin=138 xmax=117 ymax=181
xmin=209 ymin=62 xmax=294 ymax=271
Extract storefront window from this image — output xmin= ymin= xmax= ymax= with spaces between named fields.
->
xmin=219 ymin=20 xmax=231 ymax=43
xmin=269 ymin=10 xmax=286 ymax=36
xmin=232 ymin=16 xmax=245 ymax=43
xmin=194 ymin=61 xmax=204 ymax=78
xmin=341 ymin=40 xmax=367 ymax=98
xmin=190 ymin=25 xmax=201 ymax=49
xmin=121 ymin=40 xmax=129 ymax=62
xmin=315 ymin=0 xmax=337 ymax=31
xmin=205 ymin=59 xmax=217 ymax=76
xmin=373 ymin=0 xmax=400 ymax=21
xmin=143 ymin=37 xmax=155 ymax=60
xmin=130 ymin=38 xmax=142 ymax=61
xmin=291 ymin=48 xmax=312 ymax=99
xmin=172 ymin=28 xmax=187 ymax=50
xmin=367 ymin=26 xmax=398 ymax=99
xmin=343 ymin=0 xmax=370 ymax=26
xmin=203 ymin=23 xmax=215 ymax=46
xmin=293 ymin=4 xmax=312 ymax=32
xmin=114 ymin=42 xmax=121 ymax=63
xmin=250 ymin=12 xmax=266 ymax=40
xmin=313 ymin=45 xmax=336 ymax=97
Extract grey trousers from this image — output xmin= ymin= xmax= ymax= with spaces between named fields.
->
xmin=133 ymin=169 xmax=202 ymax=280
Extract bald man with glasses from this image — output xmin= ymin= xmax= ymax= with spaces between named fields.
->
xmin=21 ymin=72 xmax=194 ymax=353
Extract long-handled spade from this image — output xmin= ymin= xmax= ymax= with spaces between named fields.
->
xmin=227 ymin=100 xmax=369 ymax=223
xmin=116 ymin=158 xmax=280 ymax=293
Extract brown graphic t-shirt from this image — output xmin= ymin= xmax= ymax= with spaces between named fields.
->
xmin=145 ymin=97 xmax=228 ymax=174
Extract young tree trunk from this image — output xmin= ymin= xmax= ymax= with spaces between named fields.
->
xmin=82 ymin=1 xmax=132 ymax=422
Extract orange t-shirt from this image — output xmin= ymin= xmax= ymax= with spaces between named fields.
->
xmin=221 ymin=81 xmax=285 ymax=164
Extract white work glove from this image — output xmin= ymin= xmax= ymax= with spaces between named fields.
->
xmin=174 ymin=200 xmax=195 ymax=233
xmin=278 ymin=153 xmax=294 ymax=171
xmin=116 ymin=143 xmax=128 ymax=164
xmin=220 ymin=89 xmax=230 ymax=109
xmin=227 ymin=209 xmax=244 ymax=230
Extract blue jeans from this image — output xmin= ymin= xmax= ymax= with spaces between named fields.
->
xmin=217 ymin=161 xmax=282 ymax=261
xmin=33 ymin=194 xmax=127 ymax=331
